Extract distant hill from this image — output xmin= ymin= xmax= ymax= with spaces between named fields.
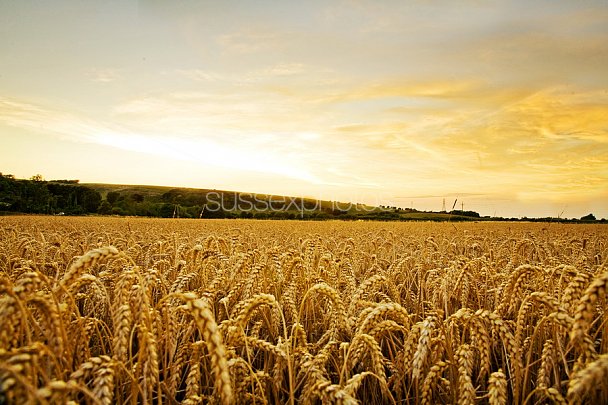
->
xmin=81 ymin=182 xmax=484 ymax=221
xmin=3 ymin=173 xmax=601 ymax=222
xmin=83 ymin=182 xmax=384 ymax=219
xmin=5 ymin=173 xmax=475 ymax=220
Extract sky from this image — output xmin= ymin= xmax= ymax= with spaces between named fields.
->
xmin=1 ymin=0 xmax=607 ymax=218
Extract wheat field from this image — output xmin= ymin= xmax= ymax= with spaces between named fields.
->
xmin=0 ymin=216 xmax=606 ymax=404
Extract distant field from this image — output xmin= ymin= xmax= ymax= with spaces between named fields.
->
xmin=1 ymin=216 xmax=606 ymax=404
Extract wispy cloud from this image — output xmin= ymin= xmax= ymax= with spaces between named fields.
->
xmin=102 ymin=76 xmax=608 ymax=201
xmin=86 ymin=68 xmax=122 ymax=83
xmin=0 ymin=97 xmax=319 ymax=183
xmin=175 ymin=63 xmax=329 ymax=86
xmin=217 ymin=29 xmax=284 ymax=53
xmin=395 ymin=193 xmax=488 ymax=199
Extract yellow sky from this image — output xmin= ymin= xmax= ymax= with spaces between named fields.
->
xmin=1 ymin=1 xmax=607 ymax=218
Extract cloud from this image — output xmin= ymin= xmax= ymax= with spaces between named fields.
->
xmin=217 ymin=29 xmax=283 ymax=53
xmin=108 ymin=75 xmax=608 ymax=200
xmin=312 ymin=83 xmax=608 ymax=199
xmin=427 ymin=87 xmax=608 ymax=196
xmin=395 ymin=193 xmax=488 ymax=199
xmin=175 ymin=63 xmax=328 ymax=87
xmin=0 ymin=97 xmax=101 ymax=141
xmin=86 ymin=68 xmax=122 ymax=83
xmin=174 ymin=69 xmax=227 ymax=82
xmin=0 ymin=96 xmax=319 ymax=183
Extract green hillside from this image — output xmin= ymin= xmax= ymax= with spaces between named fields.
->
xmin=1 ymin=173 xmax=489 ymax=221
xmin=82 ymin=182 xmax=486 ymax=221
xmin=83 ymin=182 xmax=381 ymax=219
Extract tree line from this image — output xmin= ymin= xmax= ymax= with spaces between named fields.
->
xmin=0 ymin=174 xmax=101 ymax=215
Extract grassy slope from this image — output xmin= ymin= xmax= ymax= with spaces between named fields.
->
xmin=83 ymin=183 xmax=376 ymax=213
xmin=83 ymin=182 xmax=481 ymax=221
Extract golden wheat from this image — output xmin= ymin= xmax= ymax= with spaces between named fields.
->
xmin=0 ymin=217 xmax=606 ymax=404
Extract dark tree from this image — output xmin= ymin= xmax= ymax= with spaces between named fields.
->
xmin=81 ymin=189 xmax=102 ymax=213
xmin=107 ymin=191 xmax=120 ymax=205
xmin=98 ymin=200 xmax=112 ymax=215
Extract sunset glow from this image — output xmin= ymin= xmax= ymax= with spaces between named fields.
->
xmin=1 ymin=1 xmax=607 ymax=218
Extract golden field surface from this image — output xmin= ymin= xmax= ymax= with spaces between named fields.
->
xmin=0 ymin=216 xmax=607 ymax=404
